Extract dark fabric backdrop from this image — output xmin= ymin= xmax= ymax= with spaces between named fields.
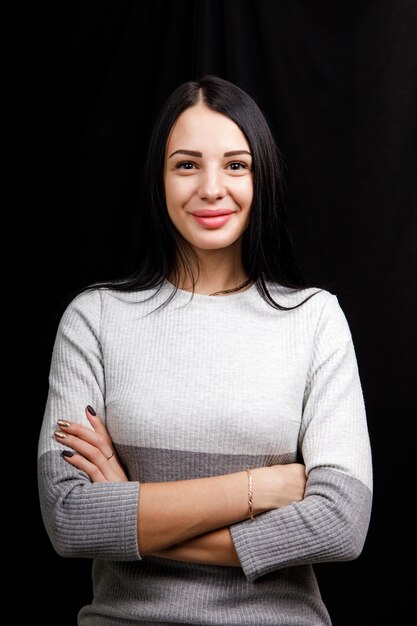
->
xmin=11 ymin=1 xmax=416 ymax=624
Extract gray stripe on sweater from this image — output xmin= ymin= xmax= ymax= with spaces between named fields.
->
xmin=39 ymin=445 xmax=371 ymax=587
xmin=115 ymin=443 xmax=297 ymax=481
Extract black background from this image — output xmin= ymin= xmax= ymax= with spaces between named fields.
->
xmin=11 ymin=1 xmax=416 ymax=624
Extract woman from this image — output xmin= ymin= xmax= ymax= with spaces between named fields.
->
xmin=38 ymin=75 xmax=373 ymax=625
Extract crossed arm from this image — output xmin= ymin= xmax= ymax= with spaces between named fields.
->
xmin=54 ymin=407 xmax=306 ymax=567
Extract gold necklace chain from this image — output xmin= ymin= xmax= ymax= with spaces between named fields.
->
xmin=209 ymin=278 xmax=252 ymax=297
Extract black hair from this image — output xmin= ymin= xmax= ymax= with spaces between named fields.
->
xmin=86 ymin=75 xmax=322 ymax=311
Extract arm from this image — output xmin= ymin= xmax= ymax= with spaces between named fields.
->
xmin=229 ymin=294 xmax=373 ymax=581
xmin=38 ymin=290 xmax=140 ymax=560
xmin=137 ymin=462 xmax=305 ymax=555
xmin=153 ymin=527 xmax=240 ymax=566
xmin=57 ymin=416 xmax=307 ymax=555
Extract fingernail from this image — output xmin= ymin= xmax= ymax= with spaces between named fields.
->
xmin=62 ymin=450 xmax=74 ymax=458
xmin=54 ymin=430 xmax=67 ymax=439
xmin=87 ymin=405 xmax=96 ymax=416
xmin=57 ymin=419 xmax=71 ymax=428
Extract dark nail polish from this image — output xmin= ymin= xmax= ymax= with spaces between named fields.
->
xmin=87 ymin=405 xmax=96 ymax=416
xmin=62 ymin=450 xmax=74 ymax=458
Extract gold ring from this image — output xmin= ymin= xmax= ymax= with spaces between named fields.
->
xmin=106 ymin=451 xmax=114 ymax=461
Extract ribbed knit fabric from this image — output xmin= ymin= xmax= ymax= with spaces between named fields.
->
xmin=37 ymin=280 xmax=372 ymax=625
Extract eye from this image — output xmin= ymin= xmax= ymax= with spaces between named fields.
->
xmin=227 ymin=161 xmax=249 ymax=171
xmin=175 ymin=161 xmax=197 ymax=170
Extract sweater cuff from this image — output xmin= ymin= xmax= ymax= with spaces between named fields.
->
xmin=230 ymin=468 xmax=372 ymax=582
xmin=38 ymin=450 xmax=141 ymax=560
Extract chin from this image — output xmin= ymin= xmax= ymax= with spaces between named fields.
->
xmin=189 ymin=232 xmax=243 ymax=251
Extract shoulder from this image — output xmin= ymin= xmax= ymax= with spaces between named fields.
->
xmin=59 ymin=288 xmax=101 ymax=320
xmin=264 ymin=282 xmax=353 ymax=341
xmin=265 ymin=281 xmax=335 ymax=313
xmin=55 ymin=289 xmax=103 ymax=340
xmin=62 ymin=284 xmax=171 ymax=328
xmin=63 ymin=285 xmax=163 ymax=313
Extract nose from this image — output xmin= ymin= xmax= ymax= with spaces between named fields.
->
xmin=198 ymin=167 xmax=226 ymax=201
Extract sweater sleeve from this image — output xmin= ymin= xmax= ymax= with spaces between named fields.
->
xmin=37 ymin=289 xmax=141 ymax=561
xmin=229 ymin=294 xmax=373 ymax=582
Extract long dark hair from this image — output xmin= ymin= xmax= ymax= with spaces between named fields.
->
xmin=87 ymin=75 xmax=322 ymax=311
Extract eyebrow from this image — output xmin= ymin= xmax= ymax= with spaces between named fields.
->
xmin=168 ymin=149 xmax=252 ymax=159
xmin=224 ymin=150 xmax=252 ymax=157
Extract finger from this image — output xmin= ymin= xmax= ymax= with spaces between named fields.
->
xmin=85 ymin=406 xmax=112 ymax=442
xmin=54 ymin=430 xmax=112 ymax=467
xmin=55 ymin=421 xmax=112 ymax=458
xmin=54 ymin=430 xmax=125 ymax=482
xmin=61 ymin=451 xmax=107 ymax=483
xmin=60 ymin=446 xmax=128 ymax=483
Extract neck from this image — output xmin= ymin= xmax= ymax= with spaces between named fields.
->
xmin=171 ymin=245 xmax=250 ymax=296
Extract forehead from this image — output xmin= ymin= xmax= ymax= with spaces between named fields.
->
xmin=166 ymin=103 xmax=250 ymax=152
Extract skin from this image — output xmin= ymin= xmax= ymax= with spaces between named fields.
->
xmin=164 ymin=102 xmax=254 ymax=294
xmin=54 ymin=103 xmax=307 ymax=566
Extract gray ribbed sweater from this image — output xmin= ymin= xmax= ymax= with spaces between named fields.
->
xmin=38 ymin=280 xmax=373 ymax=625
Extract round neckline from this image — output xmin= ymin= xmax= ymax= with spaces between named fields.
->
xmin=163 ymin=278 xmax=257 ymax=304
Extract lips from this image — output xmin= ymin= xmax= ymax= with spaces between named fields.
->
xmin=191 ymin=209 xmax=235 ymax=217
xmin=190 ymin=209 xmax=235 ymax=229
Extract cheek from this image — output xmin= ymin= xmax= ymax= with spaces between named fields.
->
xmin=164 ymin=177 xmax=194 ymax=211
xmin=235 ymin=178 xmax=254 ymax=210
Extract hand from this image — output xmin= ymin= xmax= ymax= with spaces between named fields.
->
xmin=253 ymin=463 xmax=306 ymax=512
xmin=54 ymin=406 xmax=128 ymax=483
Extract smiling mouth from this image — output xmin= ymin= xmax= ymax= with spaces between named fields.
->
xmin=190 ymin=211 xmax=235 ymax=229
xmin=191 ymin=209 xmax=235 ymax=217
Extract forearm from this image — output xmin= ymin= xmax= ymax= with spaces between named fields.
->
xmin=49 ymin=404 xmax=306 ymax=560
xmin=152 ymin=527 xmax=240 ymax=567
xmin=138 ymin=468 xmax=273 ymax=555
xmin=229 ymin=468 xmax=373 ymax=582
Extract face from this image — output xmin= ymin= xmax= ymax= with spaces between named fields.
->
xmin=163 ymin=102 xmax=254 ymax=253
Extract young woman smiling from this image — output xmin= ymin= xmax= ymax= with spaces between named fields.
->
xmin=163 ymin=101 xmax=253 ymax=295
xmin=38 ymin=75 xmax=372 ymax=625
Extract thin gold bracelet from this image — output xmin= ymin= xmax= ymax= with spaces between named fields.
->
xmin=245 ymin=468 xmax=256 ymax=521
